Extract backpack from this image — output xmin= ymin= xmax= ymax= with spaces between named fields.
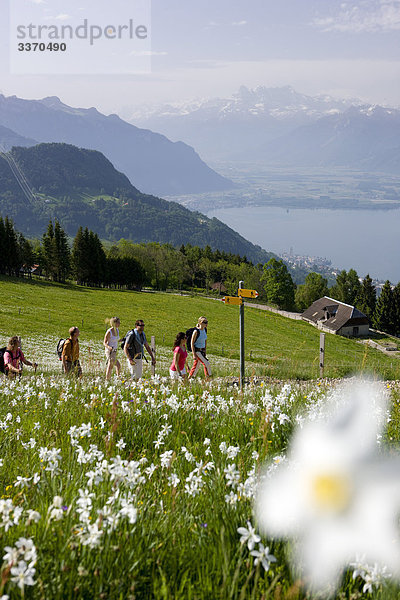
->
xmin=56 ymin=339 xmax=66 ymax=361
xmin=0 ymin=347 xmax=20 ymax=374
xmin=0 ymin=347 xmax=9 ymax=374
xmin=185 ymin=328 xmax=200 ymax=353
xmin=121 ymin=330 xmax=143 ymax=359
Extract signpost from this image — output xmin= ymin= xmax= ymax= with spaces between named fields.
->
xmin=237 ymin=288 xmax=259 ymax=299
xmin=239 ymin=281 xmax=245 ymax=388
xmin=221 ymin=282 xmax=259 ymax=391
xmin=221 ymin=296 xmax=243 ymax=305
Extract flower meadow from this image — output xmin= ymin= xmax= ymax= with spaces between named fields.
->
xmin=1 ymin=373 xmax=400 ymax=599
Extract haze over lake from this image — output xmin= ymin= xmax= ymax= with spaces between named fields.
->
xmin=208 ymin=206 xmax=400 ymax=283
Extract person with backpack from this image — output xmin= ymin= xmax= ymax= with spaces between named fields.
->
xmin=169 ymin=332 xmax=188 ymax=380
xmin=62 ymin=327 xmax=82 ymax=377
xmin=2 ymin=336 xmax=37 ymax=379
xmin=188 ymin=316 xmax=212 ymax=380
xmin=104 ymin=317 xmax=121 ymax=380
xmin=123 ymin=319 xmax=156 ymax=380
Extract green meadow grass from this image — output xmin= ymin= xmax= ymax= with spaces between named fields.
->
xmin=1 ymin=373 xmax=399 ymax=599
xmin=0 ymin=275 xmax=399 ymax=380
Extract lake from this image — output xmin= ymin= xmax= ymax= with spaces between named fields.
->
xmin=207 ymin=206 xmax=400 ymax=282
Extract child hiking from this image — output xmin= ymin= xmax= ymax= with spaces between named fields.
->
xmin=2 ymin=336 xmax=37 ymax=379
xmin=169 ymin=332 xmax=188 ymax=380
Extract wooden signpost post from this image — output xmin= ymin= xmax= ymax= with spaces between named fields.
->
xmin=320 ymin=333 xmax=325 ymax=378
xmin=151 ymin=335 xmax=156 ymax=377
xmin=221 ymin=281 xmax=259 ymax=391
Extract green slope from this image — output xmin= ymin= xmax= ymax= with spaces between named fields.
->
xmin=0 ymin=143 xmax=271 ymax=264
xmin=1 ymin=276 xmax=398 ymax=380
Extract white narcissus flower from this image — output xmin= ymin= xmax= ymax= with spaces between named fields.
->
xmin=250 ymin=543 xmax=277 ymax=572
xmin=256 ymin=379 xmax=400 ymax=593
xmin=237 ymin=521 xmax=261 ymax=551
xmin=10 ymin=560 xmax=36 ymax=589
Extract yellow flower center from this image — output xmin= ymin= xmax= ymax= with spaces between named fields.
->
xmin=312 ymin=473 xmax=352 ymax=513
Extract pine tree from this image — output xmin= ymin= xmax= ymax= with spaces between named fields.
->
xmin=54 ymin=220 xmax=71 ymax=282
xmin=0 ymin=217 xmax=6 ymax=274
xmin=356 ymin=274 xmax=376 ymax=321
xmin=330 ymin=269 xmax=361 ymax=305
xmin=4 ymin=217 xmax=20 ymax=276
xmin=373 ymin=281 xmax=394 ymax=334
xmin=392 ymin=282 xmax=400 ymax=336
xmin=72 ymin=226 xmax=88 ymax=284
xmin=18 ymin=233 xmax=34 ymax=276
xmin=42 ymin=220 xmax=56 ymax=280
xmin=88 ymin=231 xmax=106 ymax=286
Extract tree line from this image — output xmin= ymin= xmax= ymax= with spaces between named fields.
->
xmin=1 ymin=216 xmax=400 ymax=336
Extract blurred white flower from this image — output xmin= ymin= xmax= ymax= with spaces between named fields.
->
xmin=224 ymin=464 xmax=240 ymax=488
xmin=237 ymin=521 xmax=261 ymax=551
xmin=256 ymin=379 xmax=400 ymax=592
xmin=250 ymin=543 xmax=277 ymax=572
xmin=225 ymin=491 xmax=238 ymax=505
xmin=26 ymin=510 xmax=41 ymax=525
xmin=160 ymin=450 xmax=174 ymax=468
xmin=10 ymin=560 xmax=36 ymax=589
xmin=226 ymin=446 xmax=240 ymax=460
xmin=168 ymin=473 xmax=180 ymax=487
xmin=116 ymin=438 xmax=126 ymax=450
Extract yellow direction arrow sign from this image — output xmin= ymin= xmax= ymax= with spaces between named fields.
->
xmin=238 ymin=288 xmax=259 ymax=299
xmin=222 ymin=296 xmax=243 ymax=305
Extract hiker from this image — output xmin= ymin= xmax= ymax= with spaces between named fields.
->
xmin=3 ymin=336 xmax=37 ymax=378
xmin=62 ymin=326 xmax=82 ymax=377
xmin=169 ymin=332 xmax=188 ymax=380
xmin=123 ymin=319 xmax=156 ymax=380
xmin=188 ymin=316 xmax=212 ymax=380
xmin=104 ymin=317 xmax=121 ymax=380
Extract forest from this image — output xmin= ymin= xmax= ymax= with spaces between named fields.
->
xmin=1 ymin=216 xmax=400 ymax=336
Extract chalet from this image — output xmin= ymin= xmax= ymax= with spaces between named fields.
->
xmin=211 ymin=282 xmax=227 ymax=294
xmin=301 ymin=296 xmax=369 ymax=337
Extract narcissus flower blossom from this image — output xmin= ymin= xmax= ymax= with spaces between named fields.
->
xmin=256 ymin=379 xmax=400 ymax=593
xmin=237 ymin=521 xmax=261 ymax=551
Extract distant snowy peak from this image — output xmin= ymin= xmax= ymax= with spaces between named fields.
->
xmin=121 ymin=86 xmax=399 ymax=163
xmin=127 ymin=85 xmax=362 ymax=123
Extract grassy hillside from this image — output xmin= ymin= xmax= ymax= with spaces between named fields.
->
xmin=1 ymin=276 xmax=399 ymax=380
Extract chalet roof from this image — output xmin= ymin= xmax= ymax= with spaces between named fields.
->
xmin=211 ymin=282 xmax=227 ymax=292
xmin=301 ymin=296 xmax=369 ymax=332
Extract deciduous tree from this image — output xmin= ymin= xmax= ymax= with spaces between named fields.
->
xmin=262 ymin=258 xmax=295 ymax=310
xmin=295 ymin=272 xmax=328 ymax=311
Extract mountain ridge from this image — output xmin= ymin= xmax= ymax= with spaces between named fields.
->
xmin=0 ymin=93 xmax=235 ymax=196
xmin=126 ymin=85 xmax=400 ymax=171
xmin=0 ymin=142 xmax=271 ymax=264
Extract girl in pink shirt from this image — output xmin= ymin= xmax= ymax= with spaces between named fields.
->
xmin=169 ymin=332 xmax=188 ymax=380
xmin=4 ymin=336 xmax=37 ymax=379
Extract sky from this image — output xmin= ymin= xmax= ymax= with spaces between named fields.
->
xmin=1 ymin=0 xmax=400 ymax=114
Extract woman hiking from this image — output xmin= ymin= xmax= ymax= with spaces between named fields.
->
xmin=188 ymin=317 xmax=212 ymax=380
xmin=104 ymin=317 xmax=121 ymax=380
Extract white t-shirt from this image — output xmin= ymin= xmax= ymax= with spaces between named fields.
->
xmin=106 ymin=328 xmax=119 ymax=350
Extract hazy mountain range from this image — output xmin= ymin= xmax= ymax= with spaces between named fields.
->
xmin=0 ymin=94 xmax=234 ymax=196
xmin=127 ymin=85 xmax=400 ymax=173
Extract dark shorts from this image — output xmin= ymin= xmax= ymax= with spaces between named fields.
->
xmin=65 ymin=360 xmax=82 ymax=377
